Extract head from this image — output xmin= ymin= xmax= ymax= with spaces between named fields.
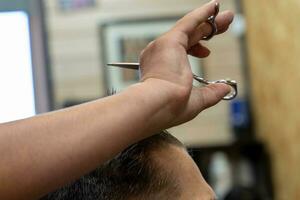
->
xmin=42 ymin=131 xmax=215 ymax=200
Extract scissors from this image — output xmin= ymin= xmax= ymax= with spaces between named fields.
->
xmin=107 ymin=3 xmax=238 ymax=100
xmin=203 ymin=2 xmax=220 ymax=40
xmin=107 ymin=62 xmax=237 ymax=100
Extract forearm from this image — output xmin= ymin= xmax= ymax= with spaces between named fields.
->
xmin=0 ymin=80 xmax=175 ymax=199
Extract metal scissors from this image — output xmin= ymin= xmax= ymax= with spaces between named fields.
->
xmin=107 ymin=3 xmax=238 ymax=100
xmin=107 ymin=63 xmax=237 ymax=100
xmin=203 ymin=2 xmax=220 ymax=40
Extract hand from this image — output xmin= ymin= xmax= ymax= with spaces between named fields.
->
xmin=139 ymin=0 xmax=234 ymax=127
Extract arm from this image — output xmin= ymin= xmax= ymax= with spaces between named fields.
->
xmin=0 ymin=1 xmax=234 ymax=199
xmin=0 ymin=83 xmax=181 ymax=199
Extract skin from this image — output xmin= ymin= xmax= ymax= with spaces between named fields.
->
xmin=0 ymin=1 xmax=234 ymax=199
xmin=153 ymin=145 xmax=216 ymax=200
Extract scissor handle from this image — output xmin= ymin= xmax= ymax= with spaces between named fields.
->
xmin=193 ymin=75 xmax=237 ymax=100
xmin=212 ymin=79 xmax=238 ymax=100
xmin=202 ymin=2 xmax=220 ymax=41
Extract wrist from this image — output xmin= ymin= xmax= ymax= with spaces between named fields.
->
xmin=125 ymin=79 xmax=190 ymax=132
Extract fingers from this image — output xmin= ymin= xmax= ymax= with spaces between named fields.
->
xmin=215 ymin=10 xmax=235 ymax=34
xmin=188 ymin=10 xmax=234 ymax=48
xmin=171 ymin=0 xmax=234 ymax=50
xmin=188 ymin=43 xmax=211 ymax=58
xmin=173 ymin=0 xmax=219 ymax=35
xmin=194 ymin=83 xmax=231 ymax=111
xmin=186 ymin=10 xmax=234 ymax=57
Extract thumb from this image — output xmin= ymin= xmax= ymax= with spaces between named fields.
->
xmin=172 ymin=83 xmax=231 ymax=126
xmin=196 ymin=83 xmax=231 ymax=110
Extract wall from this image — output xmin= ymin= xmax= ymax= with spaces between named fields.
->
xmin=44 ymin=0 xmax=206 ymax=108
xmin=243 ymin=0 xmax=300 ymax=199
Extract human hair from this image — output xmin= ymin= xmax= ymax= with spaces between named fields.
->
xmin=41 ymin=131 xmax=184 ymax=200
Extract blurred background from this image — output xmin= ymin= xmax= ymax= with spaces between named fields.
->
xmin=0 ymin=0 xmax=299 ymax=199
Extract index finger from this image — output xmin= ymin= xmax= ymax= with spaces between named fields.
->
xmin=173 ymin=0 xmax=219 ymax=35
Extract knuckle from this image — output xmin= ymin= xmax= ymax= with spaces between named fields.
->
xmin=139 ymin=40 xmax=160 ymax=58
xmin=201 ymin=186 xmax=216 ymax=200
xmin=139 ymin=41 xmax=154 ymax=61
xmin=145 ymin=40 xmax=155 ymax=50
xmin=140 ymin=32 xmax=184 ymax=57
xmin=139 ymin=48 xmax=146 ymax=59
xmin=163 ymin=31 xmax=188 ymax=49
xmin=156 ymin=35 xmax=178 ymax=48
xmin=139 ymin=37 xmax=176 ymax=62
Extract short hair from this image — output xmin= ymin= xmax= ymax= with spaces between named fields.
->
xmin=41 ymin=131 xmax=184 ymax=200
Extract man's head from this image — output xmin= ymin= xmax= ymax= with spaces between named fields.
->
xmin=42 ymin=131 xmax=215 ymax=200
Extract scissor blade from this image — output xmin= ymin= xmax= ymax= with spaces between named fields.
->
xmin=107 ymin=62 xmax=140 ymax=70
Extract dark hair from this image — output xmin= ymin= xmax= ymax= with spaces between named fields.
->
xmin=41 ymin=131 xmax=184 ymax=200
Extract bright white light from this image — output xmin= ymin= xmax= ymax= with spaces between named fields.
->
xmin=0 ymin=11 xmax=36 ymax=123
